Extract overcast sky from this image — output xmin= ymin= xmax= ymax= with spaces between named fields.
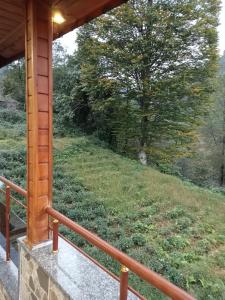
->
xmin=218 ymin=0 xmax=225 ymax=55
xmin=59 ymin=0 xmax=225 ymax=56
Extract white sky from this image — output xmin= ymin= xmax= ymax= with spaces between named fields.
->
xmin=59 ymin=0 xmax=225 ymax=56
xmin=218 ymin=0 xmax=225 ymax=55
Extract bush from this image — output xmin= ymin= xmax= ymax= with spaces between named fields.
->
xmin=162 ymin=235 xmax=189 ymax=251
xmin=175 ymin=217 xmax=193 ymax=231
xmin=195 ymin=239 xmax=213 ymax=255
xmin=115 ymin=237 xmax=134 ymax=252
xmin=0 ymin=108 xmax=25 ymax=124
xmin=166 ymin=207 xmax=185 ymax=219
xmin=132 ymin=221 xmax=150 ymax=233
xmin=132 ymin=233 xmax=147 ymax=246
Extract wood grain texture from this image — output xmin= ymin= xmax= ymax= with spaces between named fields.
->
xmin=26 ymin=0 xmax=53 ymax=246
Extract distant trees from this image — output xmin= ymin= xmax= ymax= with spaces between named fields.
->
xmin=2 ymin=60 xmax=25 ymax=108
xmin=198 ymin=74 xmax=225 ymax=186
xmin=177 ymin=52 xmax=225 ymax=187
xmin=1 ymin=0 xmax=221 ymax=170
xmin=66 ymin=0 xmax=219 ymax=163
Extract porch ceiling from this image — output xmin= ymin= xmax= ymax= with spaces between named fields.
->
xmin=0 ymin=0 xmax=127 ymax=68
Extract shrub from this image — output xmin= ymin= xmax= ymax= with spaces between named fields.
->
xmin=0 ymin=108 xmax=25 ymax=124
xmin=132 ymin=233 xmax=147 ymax=246
xmin=162 ymin=235 xmax=189 ymax=251
xmin=115 ymin=237 xmax=134 ymax=252
xmin=132 ymin=221 xmax=150 ymax=233
xmin=175 ymin=217 xmax=193 ymax=231
xmin=195 ymin=239 xmax=213 ymax=255
xmin=166 ymin=207 xmax=185 ymax=219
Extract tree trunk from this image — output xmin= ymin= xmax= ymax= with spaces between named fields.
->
xmin=139 ymin=96 xmax=149 ymax=165
xmin=220 ymin=102 xmax=225 ymax=186
xmin=220 ymin=134 xmax=225 ymax=186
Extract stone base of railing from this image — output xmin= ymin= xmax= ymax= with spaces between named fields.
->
xmin=18 ymin=238 xmax=66 ymax=300
xmin=18 ymin=237 xmax=138 ymax=300
xmin=0 ymin=235 xmax=18 ymax=300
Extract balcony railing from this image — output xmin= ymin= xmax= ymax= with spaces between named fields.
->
xmin=0 ymin=176 xmax=27 ymax=262
xmin=0 ymin=176 xmax=195 ymax=300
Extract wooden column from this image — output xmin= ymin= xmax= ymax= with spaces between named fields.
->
xmin=25 ymin=0 xmax=53 ymax=245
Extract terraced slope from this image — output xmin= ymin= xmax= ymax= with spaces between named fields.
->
xmin=53 ymin=136 xmax=225 ymax=300
xmin=1 ymin=124 xmax=225 ymax=298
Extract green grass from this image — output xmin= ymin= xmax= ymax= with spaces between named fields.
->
xmin=53 ymin=136 xmax=225 ymax=299
xmin=0 ymin=108 xmax=26 ymax=140
xmin=2 ymin=123 xmax=225 ymax=298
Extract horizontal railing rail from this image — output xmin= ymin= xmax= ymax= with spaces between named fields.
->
xmin=46 ymin=206 xmax=195 ymax=300
xmin=0 ymin=176 xmax=27 ymax=197
xmin=0 ymin=176 xmax=195 ymax=300
xmin=57 ymin=231 xmax=145 ymax=299
xmin=0 ymin=176 xmax=27 ymax=261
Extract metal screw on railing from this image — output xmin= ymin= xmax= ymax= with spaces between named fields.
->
xmin=52 ymin=219 xmax=59 ymax=253
xmin=5 ymin=186 xmax=10 ymax=262
xmin=120 ymin=265 xmax=129 ymax=300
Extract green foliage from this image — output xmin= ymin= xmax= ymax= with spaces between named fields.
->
xmin=0 ymin=107 xmax=26 ymax=140
xmin=177 ymin=52 xmax=225 ymax=188
xmin=162 ymin=235 xmax=189 ymax=251
xmin=132 ymin=233 xmax=147 ymax=246
xmin=2 ymin=60 xmax=25 ymax=108
xmin=0 ymin=108 xmax=25 ymax=124
xmin=166 ymin=207 xmax=186 ymax=219
xmin=132 ymin=221 xmax=150 ymax=233
xmin=62 ymin=0 xmax=220 ymax=163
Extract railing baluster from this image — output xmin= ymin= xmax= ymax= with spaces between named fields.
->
xmin=5 ymin=186 xmax=10 ymax=261
xmin=120 ymin=265 xmax=129 ymax=300
xmin=52 ymin=219 xmax=59 ymax=253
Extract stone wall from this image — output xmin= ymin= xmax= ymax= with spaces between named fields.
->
xmin=0 ymin=282 xmax=10 ymax=300
xmin=18 ymin=237 xmax=138 ymax=300
xmin=19 ymin=242 xmax=69 ymax=300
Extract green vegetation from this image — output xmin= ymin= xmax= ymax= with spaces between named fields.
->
xmin=1 ymin=108 xmax=225 ymax=298
xmin=53 ymin=0 xmax=220 ymax=164
xmin=54 ymin=136 xmax=225 ymax=299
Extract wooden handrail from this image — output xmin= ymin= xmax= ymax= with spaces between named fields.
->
xmin=57 ymin=232 xmax=145 ymax=300
xmin=46 ymin=206 xmax=195 ymax=300
xmin=0 ymin=176 xmax=27 ymax=197
xmin=0 ymin=176 xmax=195 ymax=299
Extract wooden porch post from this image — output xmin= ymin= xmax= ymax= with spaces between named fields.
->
xmin=25 ymin=0 xmax=53 ymax=245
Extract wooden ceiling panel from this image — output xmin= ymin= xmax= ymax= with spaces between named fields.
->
xmin=0 ymin=0 xmax=127 ymax=68
xmin=0 ymin=0 xmax=25 ymax=17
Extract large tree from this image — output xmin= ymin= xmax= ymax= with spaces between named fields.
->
xmin=73 ymin=0 xmax=219 ymax=163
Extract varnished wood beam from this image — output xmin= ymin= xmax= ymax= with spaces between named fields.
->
xmin=25 ymin=0 xmax=53 ymax=246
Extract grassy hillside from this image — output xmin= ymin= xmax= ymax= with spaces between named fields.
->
xmin=1 ymin=108 xmax=225 ymax=299
xmin=54 ymin=136 xmax=225 ymax=299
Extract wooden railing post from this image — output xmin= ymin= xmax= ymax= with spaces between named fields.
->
xmin=5 ymin=186 xmax=10 ymax=261
xmin=120 ymin=265 xmax=129 ymax=300
xmin=52 ymin=219 xmax=59 ymax=253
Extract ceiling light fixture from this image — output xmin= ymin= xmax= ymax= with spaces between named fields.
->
xmin=52 ymin=11 xmax=65 ymax=24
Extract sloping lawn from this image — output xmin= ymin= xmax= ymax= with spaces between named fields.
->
xmin=1 ymin=133 xmax=225 ymax=299
xmin=53 ymin=136 xmax=225 ymax=300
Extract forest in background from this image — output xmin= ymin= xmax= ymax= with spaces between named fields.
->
xmin=1 ymin=0 xmax=224 ymax=189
